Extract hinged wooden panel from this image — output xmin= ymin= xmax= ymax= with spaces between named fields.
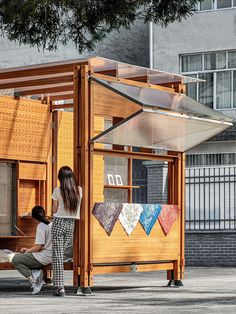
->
xmin=93 ymin=83 xmax=140 ymax=118
xmin=18 ymin=162 xmax=46 ymax=180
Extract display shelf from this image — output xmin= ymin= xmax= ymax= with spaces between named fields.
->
xmin=0 ymin=235 xmax=34 ymax=239
xmin=104 ymin=185 xmax=140 ymax=189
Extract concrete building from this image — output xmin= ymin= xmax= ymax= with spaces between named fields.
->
xmin=151 ymin=0 xmax=236 ymax=266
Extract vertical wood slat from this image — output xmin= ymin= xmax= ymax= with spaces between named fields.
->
xmin=167 ymin=152 xmax=174 ymax=280
xmin=46 ymin=109 xmax=53 ymax=217
xmin=180 ymin=152 xmax=186 ymax=279
xmin=167 ymin=151 xmax=184 ymax=281
xmin=73 ymin=66 xmax=80 ymax=287
xmin=127 ymin=156 xmax=133 ymax=203
xmin=79 ymin=65 xmax=90 ymax=288
xmin=88 ymin=70 xmax=94 ymax=286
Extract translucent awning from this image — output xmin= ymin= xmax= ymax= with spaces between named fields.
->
xmin=91 ymin=109 xmax=232 ymax=152
xmin=91 ymin=77 xmax=233 ymax=152
xmin=91 ymin=77 xmax=232 ymax=123
xmin=89 ymin=57 xmax=203 ymax=84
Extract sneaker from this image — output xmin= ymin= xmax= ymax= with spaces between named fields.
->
xmin=53 ymin=287 xmax=66 ymax=297
xmin=31 ymin=269 xmax=44 ymax=284
xmin=31 ymin=270 xmax=44 ymax=295
xmin=31 ymin=280 xmax=45 ymax=295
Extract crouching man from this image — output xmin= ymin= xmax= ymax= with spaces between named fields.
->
xmin=12 ymin=206 xmax=52 ymax=295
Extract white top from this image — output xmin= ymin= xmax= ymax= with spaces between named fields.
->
xmin=32 ymin=222 xmax=52 ymax=265
xmin=51 ymin=186 xmax=82 ymax=219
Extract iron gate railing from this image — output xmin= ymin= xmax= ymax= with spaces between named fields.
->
xmin=186 ymin=165 xmax=236 ymax=231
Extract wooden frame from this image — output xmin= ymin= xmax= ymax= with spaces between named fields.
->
xmin=0 ymin=57 xmax=187 ymax=290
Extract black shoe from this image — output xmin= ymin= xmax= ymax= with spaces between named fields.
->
xmin=53 ymin=288 xmax=66 ymax=297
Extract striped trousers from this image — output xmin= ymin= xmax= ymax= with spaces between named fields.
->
xmin=52 ymin=217 xmax=75 ymax=288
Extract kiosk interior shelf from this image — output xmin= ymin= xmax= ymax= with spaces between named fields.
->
xmin=104 ymin=185 xmax=140 ymax=189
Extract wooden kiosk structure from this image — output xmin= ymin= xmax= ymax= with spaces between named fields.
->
xmin=0 ymin=57 xmax=232 ymax=293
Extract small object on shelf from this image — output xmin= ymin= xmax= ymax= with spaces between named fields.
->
xmin=107 ymin=174 xmax=115 ymax=185
xmin=115 ymin=174 xmax=123 ymax=186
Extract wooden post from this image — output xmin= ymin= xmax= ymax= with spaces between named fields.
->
xmin=180 ymin=152 xmax=186 ymax=280
xmin=127 ymin=156 xmax=133 ymax=203
xmin=73 ymin=66 xmax=80 ymax=289
xmin=74 ymin=65 xmax=93 ymax=294
xmin=167 ymin=151 xmax=185 ymax=286
xmin=173 ymin=153 xmax=182 ymax=282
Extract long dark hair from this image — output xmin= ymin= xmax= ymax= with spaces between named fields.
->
xmin=58 ymin=166 xmax=80 ymax=214
xmin=32 ymin=206 xmax=50 ymax=225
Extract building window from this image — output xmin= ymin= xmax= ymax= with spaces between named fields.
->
xmin=228 ymin=51 xmax=236 ymax=68
xmin=233 ymin=71 xmax=236 ymax=107
xmin=204 ymin=52 xmax=226 ymax=70
xmin=217 ymin=0 xmax=232 ymax=8
xmin=197 ymin=0 xmax=236 ymax=10
xmin=181 ymin=50 xmax=236 ymax=110
xmin=199 ymin=73 xmax=214 ymax=108
xmin=200 ymin=0 xmax=213 ymax=10
xmin=181 ymin=54 xmax=202 ymax=72
xmin=216 ymin=71 xmax=231 ymax=108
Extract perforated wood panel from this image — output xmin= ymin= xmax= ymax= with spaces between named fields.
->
xmin=93 ymin=117 xmax=104 ymax=202
xmin=57 ymin=111 xmax=74 ymax=171
xmin=0 ymin=96 xmax=50 ymax=162
xmin=57 ymin=112 xmax=105 ymax=202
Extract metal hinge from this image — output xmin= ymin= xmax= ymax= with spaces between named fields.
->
xmin=131 ymin=263 xmax=137 ymax=272
xmin=51 ymin=156 xmax=55 ymax=163
xmin=51 ymin=122 xmax=55 ymax=129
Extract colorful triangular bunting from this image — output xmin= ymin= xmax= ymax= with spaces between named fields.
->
xmin=119 ymin=203 xmax=143 ymax=236
xmin=158 ymin=205 xmax=179 ymax=235
xmin=139 ymin=204 xmax=162 ymax=235
xmin=92 ymin=202 xmax=123 ymax=236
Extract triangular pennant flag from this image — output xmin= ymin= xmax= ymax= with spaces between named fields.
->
xmin=119 ymin=203 xmax=143 ymax=236
xmin=92 ymin=202 xmax=123 ymax=235
xmin=139 ymin=204 xmax=162 ymax=235
xmin=158 ymin=205 xmax=179 ymax=235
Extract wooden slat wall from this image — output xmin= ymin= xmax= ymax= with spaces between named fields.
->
xmin=92 ymin=216 xmax=180 ymax=263
xmin=0 ymin=96 xmax=50 ymax=162
xmin=93 ymin=83 xmax=140 ymax=118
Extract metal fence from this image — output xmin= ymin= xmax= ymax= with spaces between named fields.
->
xmin=186 ymin=165 xmax=236 ymax=231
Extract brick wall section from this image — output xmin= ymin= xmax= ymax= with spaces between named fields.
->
xmin=185 ymin=231 xmax=236 ymax=266
xmin=145 ymin=162 xmax=168 ymax=204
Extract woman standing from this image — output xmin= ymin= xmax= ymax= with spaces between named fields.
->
xmin=51 ymin=166 xmax=82 ymax=297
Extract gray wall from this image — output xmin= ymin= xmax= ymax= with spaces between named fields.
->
xmin=0 ymin=21 xmax=149 ymax=69
xmin=152 ymin=9 xmax=236 ymax=73
xmin=186 ymin=232 xmax=236 ymax=266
